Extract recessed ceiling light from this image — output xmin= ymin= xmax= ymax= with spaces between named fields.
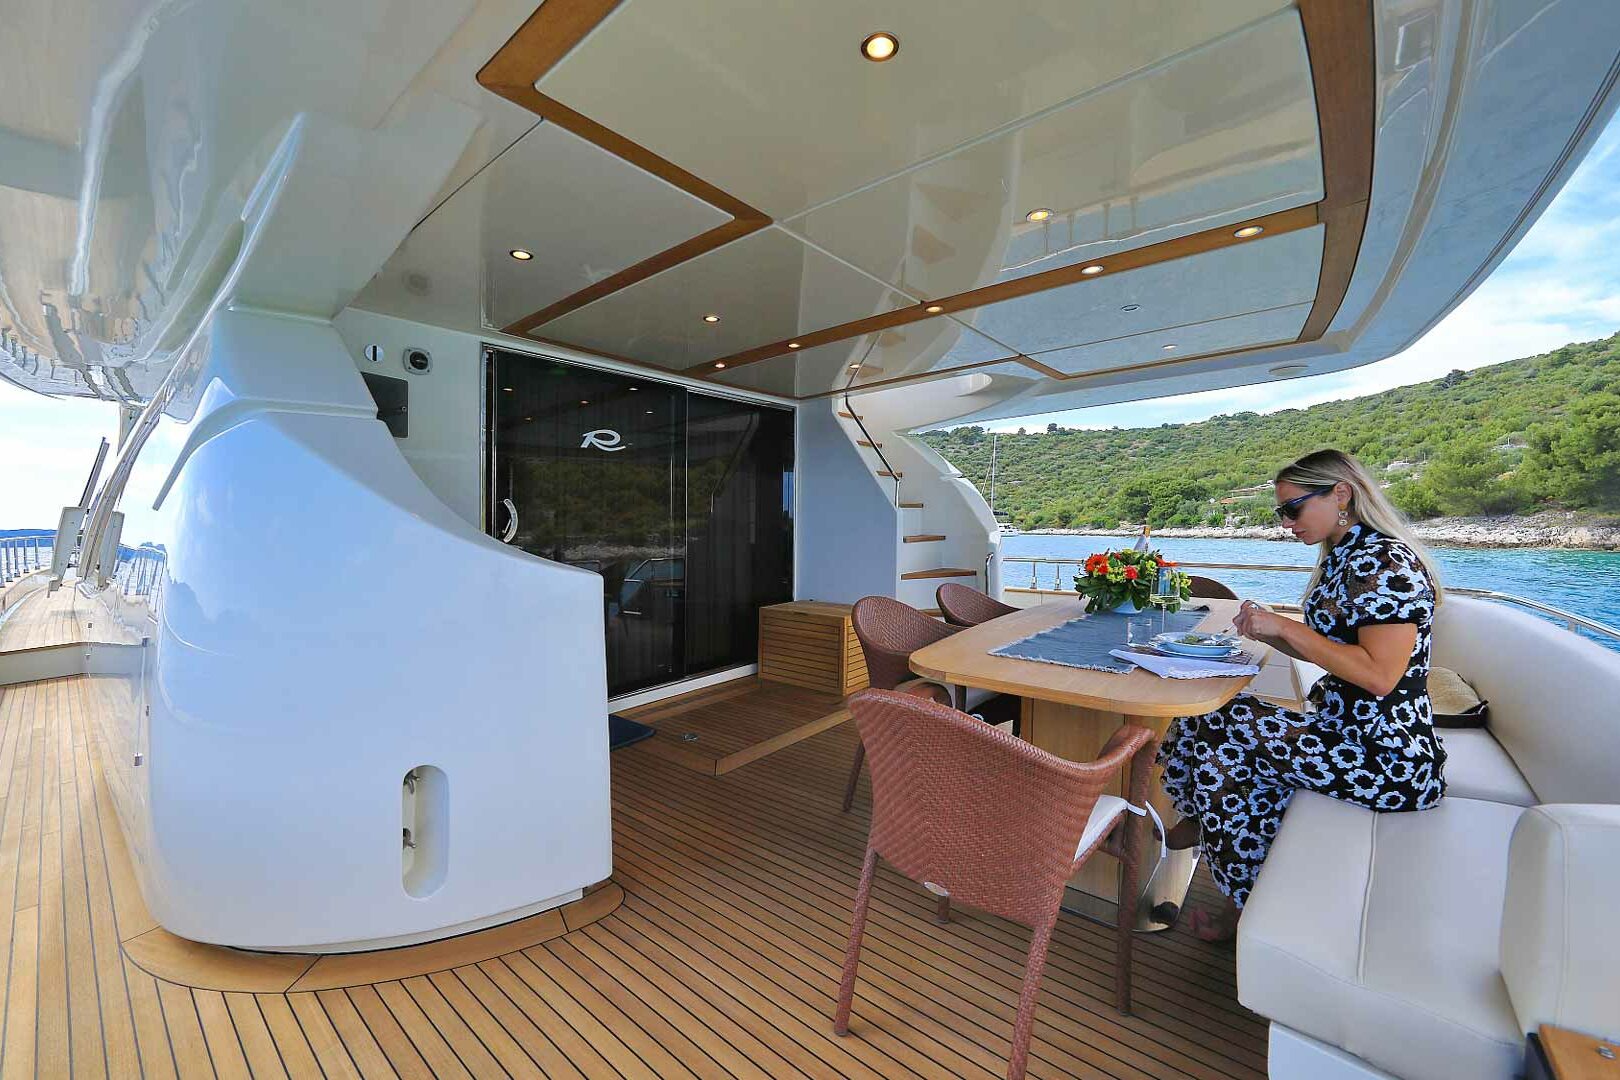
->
xmin=1233 ymin=225 xmax=1265 ymax=239
xmin=629 ymin=386 xmax=638 ymax=390
xmin=1025 ymin=208 xmax=1053 ymax=223
xmin=861 ymin=31 xmax=898 ymax=61
xmin=508 ymin=248 xmax=533 ymax=261
xmin=702 ymin=313 xmax=720 ymax=323
xmin=714 ymin=362 xmax=726 ymax=369
xmin=787 ymin=342 xmax=801 ymax=349
xmin=924 ymin=304 xmax=944 ymax=314
xmin=1161 ymin=344 xmax=1179 ymax=351
xmin=1269 ymin=363 xmax=1309 ymax=377
xmin=646 ymin=410 xmax=654 ymax=415
xmin=502 ymin=386 xmax=514 ymax=392
xmin=580 ymin=400 xmax=589 ymax=405
xmin=1080 ymin=264 xmax=1104 ymax=276
xmin=524 ymin=416 xmax=533 ymax=421
xmin=1120 ymin=304 xmax=1140 ymax=312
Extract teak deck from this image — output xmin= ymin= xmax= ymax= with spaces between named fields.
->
xmin=0 ymin=664 xmax=1267 ymax=1078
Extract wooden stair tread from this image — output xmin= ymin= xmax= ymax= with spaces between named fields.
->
xmin=837 ymin=411 xmax=862 ymax=420
xmin=876 ymin=470 xmax=902 ymax=478
xmin=903 ymin=534 xmax=946 ymax=543
xmin=856 ymin=439 xmax=882 ymax=448
xmin=898 ymin=501 xmax=925 ymax=509
xmin=900 ymin=567 xmax=978 ymax=580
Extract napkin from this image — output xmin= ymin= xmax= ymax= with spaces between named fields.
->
xmin=1108 ymin=649 xmax=1260 ymax=680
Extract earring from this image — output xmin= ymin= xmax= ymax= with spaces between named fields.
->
xmin=1337 ymin=507 xmax=1349 ymax=527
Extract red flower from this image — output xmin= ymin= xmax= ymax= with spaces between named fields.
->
xmin=1124 ymin=566 xmax=1138 ymax=580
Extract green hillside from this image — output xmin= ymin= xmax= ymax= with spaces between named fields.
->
xmin=918 ymin=333 xmax=1620 ymax=530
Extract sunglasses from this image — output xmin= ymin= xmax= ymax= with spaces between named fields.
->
xmin=1273 ymin=486 xmax=1335 ymax=522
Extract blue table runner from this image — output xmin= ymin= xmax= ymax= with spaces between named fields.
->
xmin=991 ymin=608 xmax=1210 ymax=673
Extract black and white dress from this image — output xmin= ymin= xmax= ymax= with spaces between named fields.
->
xmin=1158 ymin=524 xmax=1446 ymax=906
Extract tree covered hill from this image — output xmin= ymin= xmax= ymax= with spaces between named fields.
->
xmin=918 ymin=333 xmax=1620 ymax=530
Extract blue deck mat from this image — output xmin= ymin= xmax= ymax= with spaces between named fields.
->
xmin=991 ymin=607 xmax=1210 ymax=673
xmin=608 ymin=713 xmax=656 ymax=751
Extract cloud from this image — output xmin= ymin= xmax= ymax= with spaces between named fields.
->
xmin=0 ymin=380 xmax=120 ymax=528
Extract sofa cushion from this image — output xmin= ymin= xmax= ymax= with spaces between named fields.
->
xmin=1500 ymin=804 xmax=1620 ymax=1039
xmin=1436 ymin=728 xmax=1537 ymax=807
xmin=1431 ymin=597 xmax=1620 ymax=805
xmin=1239 ymin=793 xmax=1527 ymax=1080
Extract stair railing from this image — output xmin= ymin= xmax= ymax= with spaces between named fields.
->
xmin=839 ymin=335 xmax=901 ymax=506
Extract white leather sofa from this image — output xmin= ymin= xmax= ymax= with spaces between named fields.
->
xmin=1239 ymin=596 xmax=1620 ymax=1079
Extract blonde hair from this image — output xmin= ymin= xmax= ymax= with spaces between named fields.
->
xmin=1275 ymin=449 xmax=1444 ymax=603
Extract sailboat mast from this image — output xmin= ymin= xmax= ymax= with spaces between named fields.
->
xmin=988 ymin=433 xmax=998 ymax=514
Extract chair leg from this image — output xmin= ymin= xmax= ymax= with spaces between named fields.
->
xmin=935 ymin=892 xmax=951 ymax=924
xmin=1007 ymin=913 xmax=1059 ymax=1080
xmin=1114 ymin=817 xmax=1147 ymax=1014
xmin=841 ymin=742 xmax=865 ymax=812
xmin=834 ymin=848 xmax=880 ymax=1035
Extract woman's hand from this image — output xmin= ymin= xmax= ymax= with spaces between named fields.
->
xmin=1232 ymin=600 xmax=1285 ymax=642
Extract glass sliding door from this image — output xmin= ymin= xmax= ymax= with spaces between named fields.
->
xmin=683 ymin=393 xmax=795 ymax=675
xmin=487 ymin=348 xmax=793 ymax=697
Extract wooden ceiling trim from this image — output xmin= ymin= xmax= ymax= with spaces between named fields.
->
xmin=477 ymin=0 xmax=770 ymax=338
xmin=1296 ymin=0 xmax=1375 ymax=341
xmin=682 ymin=203 xmax=1321 ymax=377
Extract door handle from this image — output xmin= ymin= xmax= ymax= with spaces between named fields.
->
xmin=499 ymin=498 xmax=519 ymax=543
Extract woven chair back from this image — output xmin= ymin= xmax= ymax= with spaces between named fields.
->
xmin=936 ymin=582 xmax=1018 ymax=627
xmin=848 ymin=688 xmax=1111 ymax=927
xmin=850 ymin=596 xmax=958 ymax=691
xmin=1187 ymin=574 xmax=1239 ymax=600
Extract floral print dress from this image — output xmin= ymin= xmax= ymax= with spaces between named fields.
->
xmin=1158 ymin=524 xmax=1447 ymax=906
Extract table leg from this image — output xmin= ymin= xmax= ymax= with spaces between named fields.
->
xmin=1020 ymin=698 xmax=1195 ymax=932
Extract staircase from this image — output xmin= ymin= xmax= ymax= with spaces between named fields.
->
xmin=835 ymin=406 xmax=994 ymax=614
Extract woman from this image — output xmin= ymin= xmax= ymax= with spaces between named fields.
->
xmin=1159 ymin=449 xmax=1447 ymax=941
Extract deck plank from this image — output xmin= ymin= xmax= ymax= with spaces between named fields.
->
xmin=0 ymin=674 xmax=1267 ymax=1079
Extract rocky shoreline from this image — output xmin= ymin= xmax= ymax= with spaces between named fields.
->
xmin=1023 ymin=510 xmax=1620 ymax=551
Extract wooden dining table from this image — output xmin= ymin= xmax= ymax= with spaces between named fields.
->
xmin=908 ymin=596 xmax=1270 ymax=930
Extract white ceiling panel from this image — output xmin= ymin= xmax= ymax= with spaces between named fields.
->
xmin=482 ymin=123 xmax=731 ymax=329
xmin=785 ymin=11 xmax=1320 ymax=302
xmin=533 ymin=225 xmax=912 ymax=370
xmin=959 ymin=225 xmax=1324 ymax=356
xmin=708 ymin=314 xmax=1017 ymax=396
xmin=1029 ymin=303 xmax=1312 ymax=376
xmin=352 ymin=119 xmax=731 ymax=333
xmin=537 ymin=0 xmax=1293 ymax=219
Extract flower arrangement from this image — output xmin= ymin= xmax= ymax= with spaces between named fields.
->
xmin=1073 ymin=548 xmax=1193 ymax=614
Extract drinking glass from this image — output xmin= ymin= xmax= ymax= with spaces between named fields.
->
xmin=1151 ymin=568 xmax=1178 ymax=634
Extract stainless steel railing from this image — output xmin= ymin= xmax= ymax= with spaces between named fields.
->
xmin=1001 ymin=555 xmax=1620 ymax=644
xmin=0 ymin=533 xmax=54 ymax=583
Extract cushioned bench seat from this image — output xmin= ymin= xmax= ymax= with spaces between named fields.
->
xmin=1435 ymin=728 xmax=1536 ymax=807
xmin=1239 ymin=793 xmax=1527 ymax=1080
xmin=1245 ymin=598 xmax=1620 ymax=1078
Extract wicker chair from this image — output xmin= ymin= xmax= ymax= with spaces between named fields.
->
xmin=835 ymin=689 xmax=1157 ymax=1078
xmin=936 ymin=582 xmax=1018 ymax=627
xmin=841 ymin=596 xmax=960 ymax=812
xmin=1187 ymin=574 xmax=1239 ymax=600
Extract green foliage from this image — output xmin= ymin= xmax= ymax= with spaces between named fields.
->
xmin=919 ymin=333 xmax=1620 ymax=527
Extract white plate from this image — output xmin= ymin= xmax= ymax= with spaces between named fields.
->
xmin=1152 ymin=633 xmax=1239 ymax=658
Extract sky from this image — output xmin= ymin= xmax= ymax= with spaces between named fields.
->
xmin=3 ymin=118 xmax=1619 ymax=526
